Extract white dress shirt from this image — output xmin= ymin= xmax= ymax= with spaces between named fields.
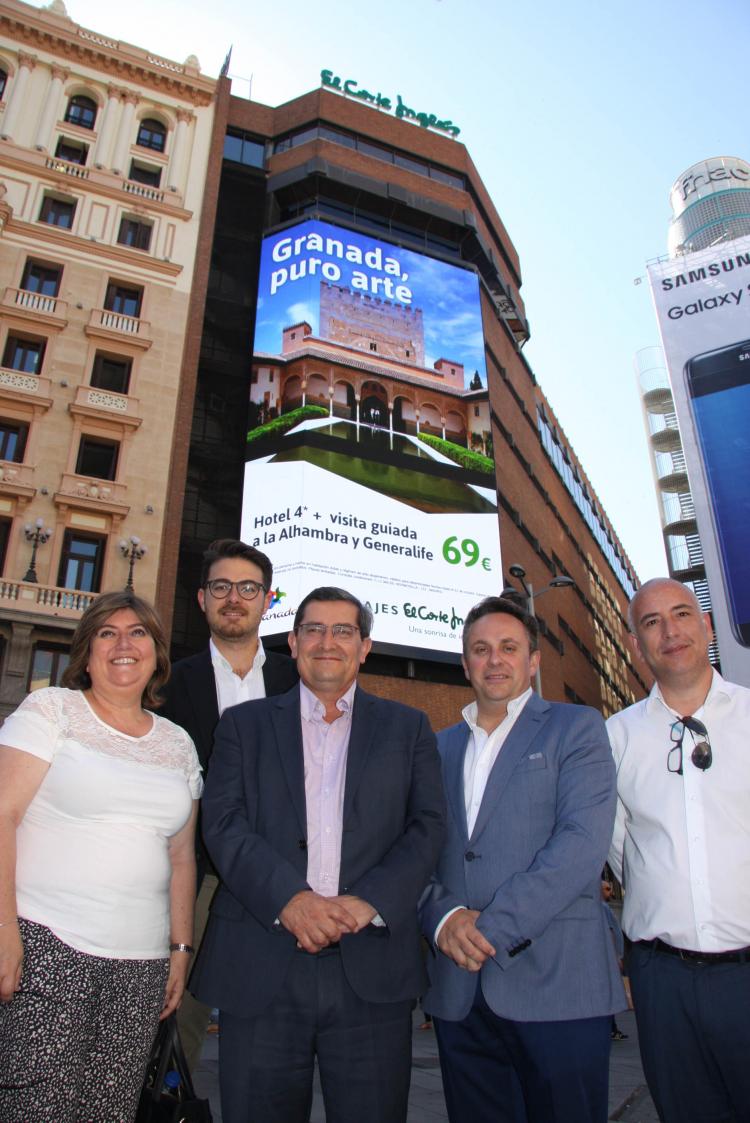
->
xmin=435 ymin=688 xmax=532 ymax=942
xmin=300 ymin=680 xmax=355 ymax=897
xmin=210 ymin=637 xmax=266 ymax=714
xmin=607 ymin=671 xmax=750 ymax=952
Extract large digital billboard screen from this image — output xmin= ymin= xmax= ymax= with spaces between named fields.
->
xmin=242 ymin=219 xmax=502 ymax=656
xmin=648 ymin=234 xmax=750 ymax=683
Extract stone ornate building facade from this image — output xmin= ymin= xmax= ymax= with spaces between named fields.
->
xmin=0 ymin=0 xmax=216 ymax=712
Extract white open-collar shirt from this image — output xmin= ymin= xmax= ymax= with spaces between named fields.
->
xmin=608 ymin=671 xmax=750 ymax=952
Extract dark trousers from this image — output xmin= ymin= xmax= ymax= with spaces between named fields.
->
xmin=629 ymin=941 xmax=750 ymax=1123
xmin=219 ymin=947 xmax=413 ymax=1123
xmin=433 ymin=982 xmax=611 ymax=1123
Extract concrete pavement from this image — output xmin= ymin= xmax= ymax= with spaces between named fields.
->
xmin=192 ymin=1005 xmax=660 ymax=1122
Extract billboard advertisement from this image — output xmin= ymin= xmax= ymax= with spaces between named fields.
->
xmin=242 ymin=219 xmax=501 ymax=657
xmin=648 ymin=234 xmax=750 ymax=683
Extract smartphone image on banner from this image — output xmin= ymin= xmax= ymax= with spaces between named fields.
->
xmin=684 ymin=339 xmax=750 ymax=647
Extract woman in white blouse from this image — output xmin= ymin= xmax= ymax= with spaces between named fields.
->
xmin=0 ymin=590 xmax=202 ymax=1123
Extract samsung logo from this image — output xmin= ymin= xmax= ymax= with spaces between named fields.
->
xmin=661 ymin=252 xmax=750 ymax=291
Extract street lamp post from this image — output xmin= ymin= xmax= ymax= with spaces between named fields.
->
xmin=23 ymin=517 xmax=52 ymax=583
xmin=119 ymin=535 xmax=147 ymax=591
xmin=503 ymin=563 xmax=575 ymax=697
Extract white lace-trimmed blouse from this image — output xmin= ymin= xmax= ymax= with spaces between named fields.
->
xmin=1 ymin=687 xmax=203 ymax=959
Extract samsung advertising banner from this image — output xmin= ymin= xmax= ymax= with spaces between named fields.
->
xmin=242 ymin=219 xmax=501 ymax=658
xmin=648 ymin=234 xmax=750 ymax=684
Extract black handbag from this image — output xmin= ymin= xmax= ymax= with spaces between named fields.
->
xmin=136 ymin=1014 xmax=213 ymax=1122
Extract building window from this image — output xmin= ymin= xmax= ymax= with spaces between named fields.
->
xmin=136 ymin=117 xmax=166 ymax=152
xmin=90 ymin=352 xmax=132 ymax=395
xmin=75 ymin=435 xmax=119 ymax=480
xmin=223 ymin=130 xmax=265 ymax=168
xmin=0 ymin=420 xmax=29 ymax=461
xmin=57 ymin=530 xmax=105 ymax=591
xmin=117 ymin=217 xmax=152 ymax=252
xmin=64 ymin=94 xmax=97 ymax=130
xmin=128 ymin=160 xmax=162 ymax=188
xmin=0 ymin=517 xmax=9 ymax=574
xmin=20 ymin=260 xmax=62 ymax=297
xmin=54 ymin=136 xmax=88 ymax=165
xmin=104 ymin=282 xmax=143 ymax=319
xmin=0 ymin=69 xmax=7 ymax=100
xmin=2 ymin=335 xmax=46 ymax=374
xmin=29 ymin=646 xmax=70 ymax=692
xmin=38 ymin=195 xmax=76 ymax=229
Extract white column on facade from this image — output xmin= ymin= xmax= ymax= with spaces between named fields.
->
xmin=93 ymin=85 xmax=122 ymax=168
xmin=33 ymin=65 xmax=68 ymax=150
xmin=441 ymin=418 xmax=446 ymax=441
xmin=388 ymin=403 xmax=393 ymax=435
xmin=110 ymin=89 xmax=139 ymax=175
xmin=167 ymin=108 xmax=193 ymax=192
xmin=1 ymin=52 xmax=36 ymax=140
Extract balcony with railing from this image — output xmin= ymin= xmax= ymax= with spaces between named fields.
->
xmin=122 ymin=178 xmax=165 ymax=204
xmin=85 ymin=308 xmax=153 ymax=350
xmin=71 ymin=384 xmax=142 ymax=426
xmin=45 ymin=154 xmax=91 ymax=181
xmin=2 ymin=286 xmax=69 ymax=329
xmin=55 ymin=473 xmax=129 ymax=516
xmin=0 ymin=460 xmax=36 ymax=502
xmin=0 ymin=577 xmax=97 ymax=619
xmin=0 ymin=368 xmax=53 ymax=407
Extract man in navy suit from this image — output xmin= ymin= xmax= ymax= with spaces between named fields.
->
xmin=160 ymin=539 xmax=298 ymax=1067
xmin=191 ymin=586 xmax=445 ymax=1123
xmin=420 ymin=595 xmax=625 ymax=1123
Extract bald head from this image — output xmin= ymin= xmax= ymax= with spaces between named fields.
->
xmin=627 ymin=577 xmax=713 ymax=698
xmin=628 ymin=578 xmax=702 ymax=634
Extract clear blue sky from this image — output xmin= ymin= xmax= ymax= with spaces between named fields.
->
xmin=53 ymin=0 xmax=749 ymax=582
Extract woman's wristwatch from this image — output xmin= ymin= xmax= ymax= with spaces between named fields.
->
xmin=169 ymin=942 xmax=195 ymax=954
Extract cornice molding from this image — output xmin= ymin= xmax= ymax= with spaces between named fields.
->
xmin=3 ymin=213 xmax=183 ymax=278
xmin=0 ymin=6 xmax=217 ymax=107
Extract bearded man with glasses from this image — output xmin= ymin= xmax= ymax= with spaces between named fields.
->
xmin=607 ymin=577 xmax=750 ymax=1123
xmin=160 ymin=539 xmax=299 ymax=1069
xmin=190 ymin=586 xmax=445 ymax=1123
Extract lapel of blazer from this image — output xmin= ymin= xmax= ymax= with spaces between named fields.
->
xmin=470 ymin=692 xmax=551 ymax=842
xmin=441 ymin=724 xmax=471 ymax=842
xmin=270 ymin=686 xmax=307 ymax=838
xmin=185 ymin=650 xmax=220 ymax=761
xmin=342 ymin=686 xmax=377 ymax=824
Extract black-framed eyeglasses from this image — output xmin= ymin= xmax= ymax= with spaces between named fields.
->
xmin=296 ymin=622 xmax=360 ymax=640
xmin=204 ymin=578 xmax=266 ymax=601
xmin=668 ymin=716 xmax=713 ymax=775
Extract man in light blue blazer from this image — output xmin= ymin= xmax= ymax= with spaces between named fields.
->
xmin=420 ymin=595 xmax=626 ymax=1123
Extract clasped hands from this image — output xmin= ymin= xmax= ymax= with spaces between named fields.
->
xmin=437 ymin=908 xmax=496 ymax=972
xmin=279 ymin=890 xmax=377 ymax=953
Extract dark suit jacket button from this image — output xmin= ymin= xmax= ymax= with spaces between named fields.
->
xmin=465 ymin=851 xmax=475 ymax=861
xmin=298 ymin=839 xmax=307 ymax=850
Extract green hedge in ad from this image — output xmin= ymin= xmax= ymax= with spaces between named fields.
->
xmin=417 ymin=433 xmax=494 ymax=474
xmin=247 ymin=405 xmax=329 ymax=443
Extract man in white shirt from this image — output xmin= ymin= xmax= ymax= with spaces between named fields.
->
xmin=191 ymin=586 xmax=445 ymax=1123
xmin=420 ymin=596 xmax=625 ymax=1123
xmin=160 ymin=539 xmax=298 ymax=1068
xmin=608 ymin=577 xmax=750 ymax=1123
